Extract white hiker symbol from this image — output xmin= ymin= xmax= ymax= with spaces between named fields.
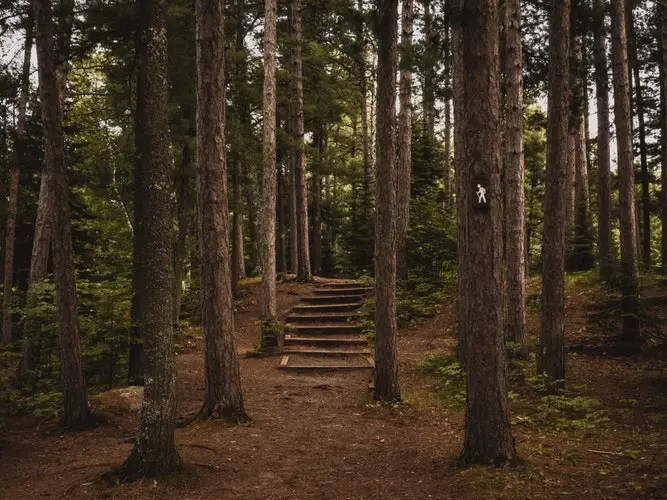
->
xmin=476 ymin=184 xmax=487 ymax=204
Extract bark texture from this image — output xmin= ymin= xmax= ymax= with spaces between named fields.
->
xmin=373 ymin=0 xmax=400 ymax=402
xmin=594 ymin=0 xmax=613 ymax=282
xmin=457 ymin=0 xmax=517 ymax=465
xmin=610 ymin=0 xmax=641 ymax=345
xmin=503 ymin=0 xmax=525 ymax=350
xmin=33 ymin=0 xmax=91 ymax=429
xmin=120 ymin=0 xmax=182 ymax=477
xmin=196 ymin=0 xmax=247 ymax=421
xmin=538 ymin=0 xmax=571 ymax=387
xmin=2 ymin=16 xmax=32 ymax=345
xmin=289 ymin=0 xmax=311 ymax=282
xmin=396 ymin=0 xmax=413 ymax=283
xmin=662 ymin=0 xmax=667 ymax=271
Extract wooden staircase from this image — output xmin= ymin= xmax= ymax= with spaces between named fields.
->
xmin=278 ymin=281 xmax=374 ymax=372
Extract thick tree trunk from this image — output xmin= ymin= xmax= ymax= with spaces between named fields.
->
xmin=503 ymin=0 xmax=525 ymax=351
xmin=538 ymin=0 xmax=571 ymax=387
xmin=172 ymin=144 xmax=190 ymax=326
xmin=120 ymin=0 xmax=182 ymax=477
xmin=662 ymin=0 xmax=667 ymax=271
xmin=260 ymin=0 xmax=278 ymax=332
xmin=627 ymin=6 xmax=651 ymax=268
xmin=290 ymin=0 xmax=311 ymax=282
xmin=195 ymin=0 xmax=247 ymax=421
xmin=458 ymin=0 xmax=517 ymax=466
xmin=396 ymin=0 xmax=413 ymax=283
xmin=33 ymin=0 xmax=91 ymax=428
xmin=594 ymin=0 xmax=613 ymax=282
xmin=610 ymin=0 xmax=641 ymax=346
xmin=373 ymin=0 xmax=400 ymax=402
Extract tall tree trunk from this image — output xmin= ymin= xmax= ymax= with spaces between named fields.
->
xmin=33 ymin=0 xmax=91 ymax=428
xmin=312 ymin=174 xmax=322 ymax=275
xmin=627 ymin=5 xmax=651 ymax=268
xmin=503 ymin=0 xmax=526 ymax=351
xmin=594 ymin=0 xmax=613 ymax=282
xmin=2 ymin=15 xmax=32 ymax=346
xmin=259 ymin=0 xmax=278 ymax=350
xmin=195 ymin=0 xmax=247 ymax=421
xmin=443 ymin=9 xmax=452 ymax=208
xmin=358 ymin=0 xmax=372 ymax=226
xmin=459 ymin=0 xmax=517 ymax=465
xmin=610 ymin=0 xmax=641 ymax=346
xmin=661 ymin=0 xmax=667 ymax=271
xmin=396 ymin=0 xmax=413 ymax=283
xmin=172 ymin=143 xmax=190 ymax=327
xmin=290 ymin=0 xmax=311 ymax=282
xmin=232 ymin=158 xmax=246 ymax=296
xmin=538 ymin=0 xmax=571 ymax=388
xmin=453 ymin=0 xmax=467 ymax=367
xmin=373 ymin=0 xmax=400 ymax=402
xmin=289 ymin=157 xmax=298 ymax=274
xmin=422 ymin=0 xmax=435 ymax=143
xmin=277 ymin=159 xmax=288 ymax=274
xmin=120 ymin=0 xmax=182 ymax=477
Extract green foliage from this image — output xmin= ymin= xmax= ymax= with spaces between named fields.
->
xmin=359 ymin=293 xmax=375 ymax=345
xmin=417 ymin=353 xmax=465 ymax=408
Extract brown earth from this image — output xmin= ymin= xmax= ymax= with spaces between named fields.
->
xmin=0 ymin=276 xmax=666 ymax=499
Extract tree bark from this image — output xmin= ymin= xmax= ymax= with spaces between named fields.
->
xmin=458 ymin=0 xmax=517 ymax=466
xmin=172 ymin=143 xmax=190 ymax=326
xmin=661 ymin=0 xmax=667 ymax=271
xmin=120 ymin=0 xmax=182 ymax=477
xmin=33 ymin=0 xmax=91 ymax=428
xmin=610 ymin=0 xmax=641 ymax=346
xmin=373 ymin=0 xmax=400 ymax=402
xmin=290 ymin=0 xmax=311 ymax=282
xmin=422 ymin=0 xmax=436 ymax=144
xmin=195 ymin=0 xmax=247 ymax=421
xmin=260 ymin=0 xmax=278 ymax=330
xmin=503 ymin=0 xmax=525 ymax=351
xmin=396 ymin=0 xmax=413 ymax=283
xmin=538 ymin=0 xmax=571 ymax=388
xmin=2 ymin=15 xmax=32 ymax=346
xmin=443 ymin=9 xmax=452 ymax=208
xmin=627 ymin=5 xmax=651 ymax=268
xmin=594 ymin=0 xmax=613 ymax=282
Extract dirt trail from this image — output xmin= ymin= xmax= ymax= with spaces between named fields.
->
xmin=0 ymin=278 xmax=665 ymax=499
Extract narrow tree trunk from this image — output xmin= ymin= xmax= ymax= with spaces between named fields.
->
xmin=196 ymin=0 xmax=247 ymax=421
xmin=232 ymin=158 xmax=246 ymax=296
xmin=120 ymin=0 xmax=182 ymax=477
xmin=2 ymin=16 xmax=32 ymax=345
xmin=661 ymin=0 xmax=667 ymax=271
xmin=33 ymin=0 xmax=91 ymax=428
xmin=312 ymin=174 xmax=322 ymax=275
xmin=538 ymin=0 xmax=571 ymax=388
xmin=277 ymin=159 xmax=288 ymax=274
xmin=260 ymin=0 xmax=278 ymax=335
xmin=172 ymin=144 xmax=190 ymax=327
xmin=290 ymin=0 xmax=311 ymax=282
xmin=443 ymin=9 xmax=452 ymax=207
xmin=396 ymin=0 xmax=413 ymax=283
xmin=373 ymin=0 xmax=400 ymax=402
xmin=459 ymin=0 xmax=517 ymax=465
xmin=610 ymin=0 xmax=641 ymax=346
xmin=503 ymin=0 xmax=526 ymax=351
xmin=594 ymin=0 xmax=613 ymax=282
xmin=422 ymin=0 xmax=435 ymax=143
xmin=627 ymin=6 xmax=651 ymax=268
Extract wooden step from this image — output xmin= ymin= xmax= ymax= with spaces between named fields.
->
xmin=286 ymin=312 xmax=360 ymax=323
xmin=300 ymin=294 xmax=363 ymax=304
xmin=292 ymin=302 xmax=362 ymax=313
xmin=278 ymin=355 xmax=374 ymax=371
xmin=313 ymin=288 xmax=370 ymax=296
xmin=281 ymin=348 xmax=372 ymax=356
xmin=284 ymin=336 xmax=368 ymax=346
xmin=291 ymin=324 xmax=363 ymax=335
xmin=316 ymin=282 xmax=363 ymax=289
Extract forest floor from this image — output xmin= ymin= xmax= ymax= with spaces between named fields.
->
xmin=1 ymin=275 xmax=666 ymax=499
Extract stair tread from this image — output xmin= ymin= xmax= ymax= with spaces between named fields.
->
xmin=281 ymin=349 xmax=371 ymax=355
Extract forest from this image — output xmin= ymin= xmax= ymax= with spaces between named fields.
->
xmin=0 ymin=0 xmax=666 ymax=497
